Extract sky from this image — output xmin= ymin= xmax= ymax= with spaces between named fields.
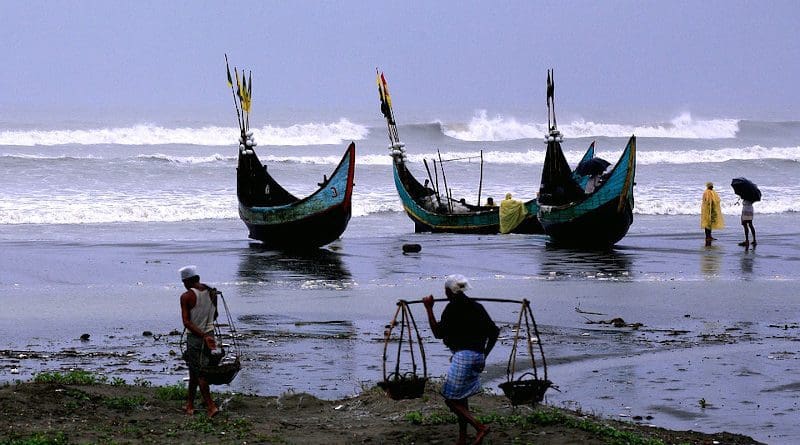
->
xmin=2 ymin=1 xmax=799 ymax=124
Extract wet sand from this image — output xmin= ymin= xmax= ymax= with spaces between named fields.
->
xmin=1 ymin=214 xmax=799 ymax=443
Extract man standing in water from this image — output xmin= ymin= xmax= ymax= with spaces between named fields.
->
xmin=701 ymin=182 xmax=724 ymax=246
xmin=423 ymin=275 xmax=499 ymax=445
xmin=179 ymin=265 xmax=220 ymax=418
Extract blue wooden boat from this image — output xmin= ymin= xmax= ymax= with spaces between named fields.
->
xmin=237 ymin=142 xmax=355 ymax=248
xmin=537 ymin=136 xmax=636 ymax=247
xmin=377 ymin=70 xmax=542 ymax=234
xmin=536 ymin=69 xmax=636 ymax=247
xmin=227 ymin=58 xmax=354 ymax=249
xmin=390 ymin=147 xmax=542 ymax=234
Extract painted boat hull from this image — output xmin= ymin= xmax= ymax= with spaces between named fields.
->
xmin=238 ymin=142 xmax=355 ymax=249
xmin=537 ymin=136 xmax=636 ymax=247
xmin=391 ymin=154 xmax=543 ymax=234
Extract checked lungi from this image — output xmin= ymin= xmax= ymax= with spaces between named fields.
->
xmin=442 ymin=350 xmax=485 ymax=400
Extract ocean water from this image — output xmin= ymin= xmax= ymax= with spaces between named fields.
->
xmin=1 ymin=111 xmax=798 ymax=227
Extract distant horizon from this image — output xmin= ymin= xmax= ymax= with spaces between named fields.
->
xmin=0 ymin=103 xmax=795 ymax=132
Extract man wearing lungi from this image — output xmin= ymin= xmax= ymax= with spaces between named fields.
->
xmin=423 ymin=274 xmax=499 ymax=445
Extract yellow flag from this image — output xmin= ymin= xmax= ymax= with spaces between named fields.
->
xmin=381 ymin=73 xmax=392 ymax=108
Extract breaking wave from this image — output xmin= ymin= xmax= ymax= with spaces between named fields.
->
xmin=0 ymin=119 xmax=368 ymax=146
xmin=443 ymin=111 xmax=740 ymax=141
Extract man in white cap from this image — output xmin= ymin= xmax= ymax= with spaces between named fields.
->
xmin=178 ymin=265 xmax=220 ymax=418
xmin=423 ymin=274 xmax=499 ymax=445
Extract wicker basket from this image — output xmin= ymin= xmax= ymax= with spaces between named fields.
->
xmin=378 ymin=373 xmax=427 ymax=400
xmin=499 ymin=374 xmax=551 ymax=406
xmin=200 ymin=359 xmax=241 ymax=385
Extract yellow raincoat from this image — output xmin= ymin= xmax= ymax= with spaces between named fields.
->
xmin=701 ymin=188 xmax=724 ymax=230
xmin=499 ymin=193 xmax=527 ymax=234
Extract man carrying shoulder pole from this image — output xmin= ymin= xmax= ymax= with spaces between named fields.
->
xmin=423 ymin=274 xmax=499 ymax=445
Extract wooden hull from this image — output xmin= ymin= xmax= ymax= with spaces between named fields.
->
xmin=238 ymin=143 xmax=355 ymax=249
xmin=391 ymin=155 xmax=543 ymax=234
xmin=537 ymin=136 xmax=636 ymax=247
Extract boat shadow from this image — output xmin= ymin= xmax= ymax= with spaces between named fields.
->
xmin=539 ymin=244 xmax=634 ymax=280
xmin=236 ymin=242 xmax=351 ymax=285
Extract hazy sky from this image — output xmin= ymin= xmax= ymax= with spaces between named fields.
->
xmin=2 ymin=1 xmax=799 ymax=122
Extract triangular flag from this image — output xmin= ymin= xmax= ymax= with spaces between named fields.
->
xmin=381 ymin=72 xmax=392 ymax=108
xmin=225 ymin=56 xmax=233 ymax=88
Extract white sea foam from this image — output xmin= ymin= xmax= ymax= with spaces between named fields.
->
xmin=635 ymin=186 xmax=799 ymax=215
xmin=136 ymin=153 xmax=236 ymax=164
xmin=356 ymin=145 xmax=800 ymax=167
xmin=443 ymin=110 xmax=740 ymax=141
xmin=0 ymin=119 xmax=368 ymax=146
xmin=0 ymin=193 xmax=239 ymax=225
xmin=2 ymin=184 xmax=796 ymax=225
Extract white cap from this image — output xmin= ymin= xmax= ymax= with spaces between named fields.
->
xmin=444 ymin=274 xmax=470 ymax=293
xmin=179 ymin=265 xmax=198 ymax=281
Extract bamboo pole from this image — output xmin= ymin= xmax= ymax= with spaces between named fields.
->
xmin=437 ymin=150 xmax=451 ymax=213
xmin=477 ymin=149 xmax=484 ymax=206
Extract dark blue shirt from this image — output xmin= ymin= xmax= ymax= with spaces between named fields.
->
xmin=439 ymin=295 xmax=499 ymax=354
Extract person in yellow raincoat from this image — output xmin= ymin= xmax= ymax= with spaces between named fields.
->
xmin=701 ymin=182 xmax=724 ymax=245
xmin=499 ymin=193 xmax=527 ymax=234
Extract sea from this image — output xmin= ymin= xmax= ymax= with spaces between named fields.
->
xmin=1 ymin=109 xmax=800 ymax=443
xmin=1 ymin=110 xmax=797 ymax=227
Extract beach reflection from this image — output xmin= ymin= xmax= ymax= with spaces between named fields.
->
xmin=539 ymin=245 xmax=633 ymax=280
xmin=701 ymin=245 xmax=721 ymax=277
xmin=236 ymin=243 xmax=351 ymax=289
xmin=740 ymin=250 xmax=755 ymax=277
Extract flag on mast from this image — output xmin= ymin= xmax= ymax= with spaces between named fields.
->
xmin=226 ymin=58 xmax=233 ymax=88
xmin=377 ymin=70 xmax=394 ymax=123
xmin=247 ymin=71 xmax=252 ymax=110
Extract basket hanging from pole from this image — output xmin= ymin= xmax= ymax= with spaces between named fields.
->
xmin=499 ymin=299 xmax=552 ymax=405
xmin=180 ymin=288 xmax=242 ymax=386
xmin=378 ymin=299 xmax=428 ymax=400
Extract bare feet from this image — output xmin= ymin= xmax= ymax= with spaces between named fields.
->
xmin=207 ymin=405 xmax=220 ymax=418
xmin=182 ymin=405 xmax=195 ymax=415
xmin=738 ymin=241 xmax=749 ymax=246
xmin=751 ymin=240 xmax=757 ymax=246
xmin=472 ymin=426 xmax=490 ymax=444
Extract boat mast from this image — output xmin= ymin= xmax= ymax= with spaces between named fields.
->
xmin=547 ymin=68 xmax=558 ymax=137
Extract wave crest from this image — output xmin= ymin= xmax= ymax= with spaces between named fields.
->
xmin=0 ymin=119 xmax=368 ymax=146
xmin=443 ymin=111 xmax=739 ymax=141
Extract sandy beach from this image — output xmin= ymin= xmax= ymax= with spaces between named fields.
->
xmin=1 ymin=213 xmax=798 ymax=443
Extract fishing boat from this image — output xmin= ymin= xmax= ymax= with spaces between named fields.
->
xmin=536 ymin=70 xmax=636 ymax=247
xmin=376 ymin=70 xmax=542 ymax=234
xmin=227 ymin=56 xmax=355 ymax=249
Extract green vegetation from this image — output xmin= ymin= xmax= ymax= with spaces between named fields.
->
xmin=404 ymin=407 xmax=674 ymax=445
xmin=102 ymin=395 xmax=146 ymax=411
xmin=33 ymin=370 xmax=106 ymax=385
xmin=110 ymin=377 xmax=127 ymax=386
xmin=403 ymin=409 xmax=457 ymax=425
xmin=155 ymin=382 xmax=188 ymax=401
xmin=186 ymin=416 xmax=215 ymax=433
xmin=0 ymin=432 xmax=68 ymax=445
xmin=132 ymin=377 xmax=152 ymax=387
